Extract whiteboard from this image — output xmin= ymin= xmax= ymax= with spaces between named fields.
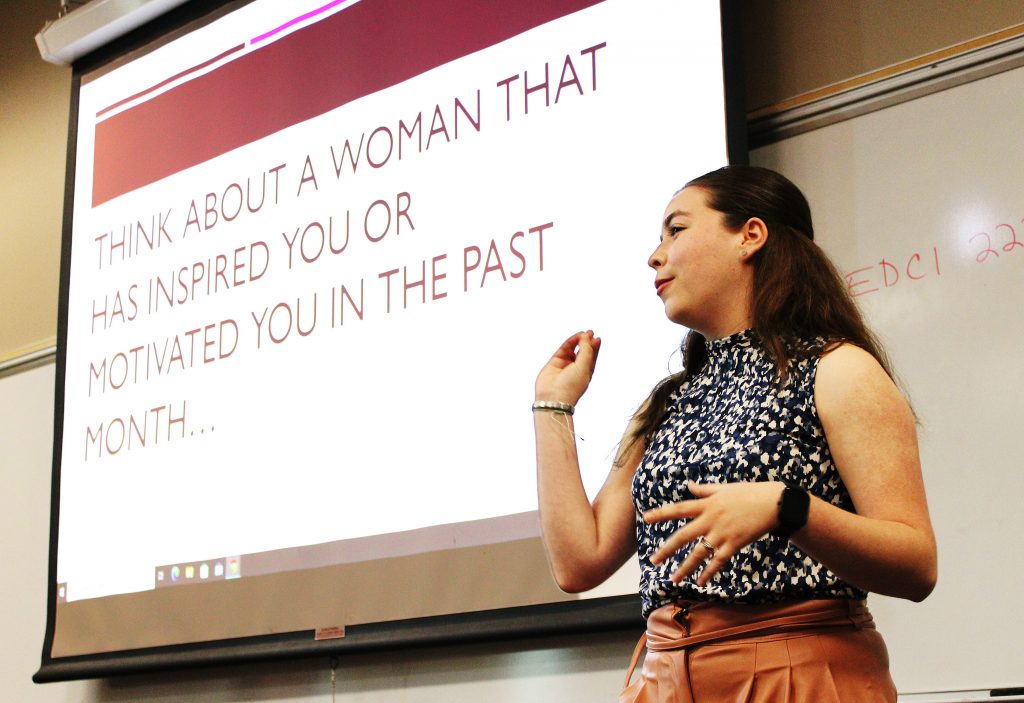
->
xmin=753 ymin=64 xmax=1024 ymax=693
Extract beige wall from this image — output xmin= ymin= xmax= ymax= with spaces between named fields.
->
xmin=2 ymin=0 xmax=1022 ymax=363
xmin=740 ymin=0 xmax=1024 ymax=111
xmin=0 ymin=1 xmax=69 ymax=363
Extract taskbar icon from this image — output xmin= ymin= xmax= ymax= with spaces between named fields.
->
xmin=155 ymin=556 xmax=240 ymax=589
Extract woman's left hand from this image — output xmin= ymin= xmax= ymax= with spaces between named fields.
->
xmin=643 ymin=480 xmax=785 ymax=586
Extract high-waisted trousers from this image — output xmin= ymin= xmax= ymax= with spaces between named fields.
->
xmin=619 ymin=599 xmax=896 ymax=703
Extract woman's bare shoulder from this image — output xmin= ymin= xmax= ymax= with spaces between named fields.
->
xmin=814 ymin=341 xmax=911 ymax=430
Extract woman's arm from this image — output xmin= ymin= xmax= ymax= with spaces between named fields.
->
xmin=797 ymin=343 xmax=937 ymax=600
xmin=643 ymin=343 xmax=937 ymax=602
xmin=534 ymin=331 xmax=640 ymax=593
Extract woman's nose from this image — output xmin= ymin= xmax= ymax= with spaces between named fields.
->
xmin=648 ymin=242 xmax=665 ymax=269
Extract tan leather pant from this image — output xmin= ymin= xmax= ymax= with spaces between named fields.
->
xmin=620 ymin=599 xmax=896 ymax=703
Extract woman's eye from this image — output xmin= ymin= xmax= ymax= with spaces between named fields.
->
xmin=660 ymin=225 xmax=685 ymax=243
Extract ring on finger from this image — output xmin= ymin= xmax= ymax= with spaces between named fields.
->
xmin=699 ymin=536 xmax=717 ymax=559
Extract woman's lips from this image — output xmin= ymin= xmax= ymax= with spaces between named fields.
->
xmin=655 ymin=278 xmax=672 ymax=295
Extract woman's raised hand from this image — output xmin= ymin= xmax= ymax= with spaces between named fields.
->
xmin=535 ymin=330 xmax=602 ymax=406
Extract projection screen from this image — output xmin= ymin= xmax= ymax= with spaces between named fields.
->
xmin=38 ymin=0 xmax=745 ymax=681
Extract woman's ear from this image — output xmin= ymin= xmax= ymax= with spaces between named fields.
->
xmin=739 ymin=217 xmax=768 ymax=258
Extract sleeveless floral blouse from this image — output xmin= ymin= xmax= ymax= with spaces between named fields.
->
xmin=631 ymin=330 xmax=865 ymax=617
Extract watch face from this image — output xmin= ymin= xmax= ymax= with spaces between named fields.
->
xmin=779 ymin=486 xmax=810 ymax=532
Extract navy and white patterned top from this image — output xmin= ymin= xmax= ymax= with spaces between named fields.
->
xmin=631 ymin=329 xmax=865 ymax=617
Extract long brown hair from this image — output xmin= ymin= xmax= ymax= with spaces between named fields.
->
xmin=625 ymin=165 xmax=894 ymax=454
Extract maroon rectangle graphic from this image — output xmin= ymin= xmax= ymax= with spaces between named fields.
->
xmin=91 ymin=0 xmax=603 ymax=206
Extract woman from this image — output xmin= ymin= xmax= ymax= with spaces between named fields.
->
xmin=533 ymin=166 xmax=936 ymax=702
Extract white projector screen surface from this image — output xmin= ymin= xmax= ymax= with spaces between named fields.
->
xmin=42 ymin=0 xmax=739 ymax=677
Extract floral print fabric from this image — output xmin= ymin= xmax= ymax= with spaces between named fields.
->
xmin=632 ymin=330 xmax=865 ymax=617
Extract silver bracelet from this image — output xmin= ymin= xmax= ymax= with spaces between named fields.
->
xmin=531 ymin=400 xmax=575 ymax=416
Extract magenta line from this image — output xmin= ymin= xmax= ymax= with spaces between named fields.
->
xmin=250 ymin=0 xmax=352 ymax=44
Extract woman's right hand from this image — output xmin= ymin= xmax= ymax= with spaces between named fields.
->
xmin=535 ymin=330 xmax=601 ymax=406
xmin=534 ymin=330 xmax=638 ymax=593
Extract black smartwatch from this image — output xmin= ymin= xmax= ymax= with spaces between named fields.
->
xmin=772 ymin=485 xmax=810 ymax=539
